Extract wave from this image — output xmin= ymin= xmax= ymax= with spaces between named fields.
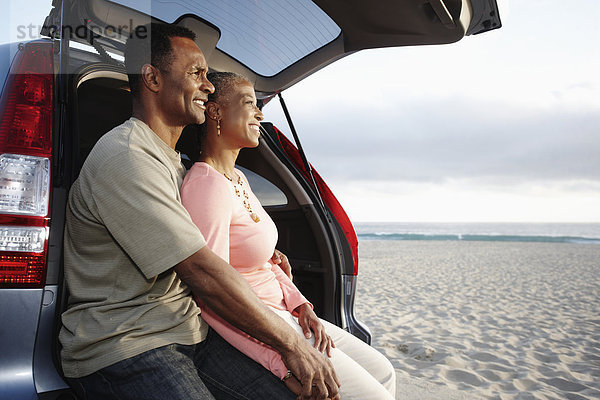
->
xmin=357 ymin=232 xmax=600 ymax=244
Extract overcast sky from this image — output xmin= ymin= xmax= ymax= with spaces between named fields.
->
xmin=3 ymin=1 xmax=599 ymax=222
xmin=263 ymin=0 xmax=600 ymax=222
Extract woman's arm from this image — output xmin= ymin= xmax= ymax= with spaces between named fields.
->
xmin=270 ymin=262 xmax=311 ymax=315
xmin=271 ymin=264 xmax=335 ymax=356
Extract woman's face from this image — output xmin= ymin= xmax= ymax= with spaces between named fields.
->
xmin=219 ymin=81 xmax=264 ymax=149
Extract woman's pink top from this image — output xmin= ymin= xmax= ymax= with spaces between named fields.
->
xmin=180 ymin=162 xmax=310 ymax=379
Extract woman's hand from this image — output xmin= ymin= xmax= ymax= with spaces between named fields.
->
xmin=295 ymin=303 xmax=335 ymax=357
xmin=272 ymin=249 xmax=293 ymax=280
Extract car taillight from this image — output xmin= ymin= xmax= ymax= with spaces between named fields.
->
xmin=273 ymin=126 xmax=359 ymax=275
xmin=0 ymin=41 xmax=53 ymax=288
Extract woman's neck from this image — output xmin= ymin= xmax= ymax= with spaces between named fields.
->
xmin=199 ymin=149 xmax=240 ymax=178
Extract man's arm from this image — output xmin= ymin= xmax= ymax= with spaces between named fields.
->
xmin=175 ymin=246 xmax=341 ymax=400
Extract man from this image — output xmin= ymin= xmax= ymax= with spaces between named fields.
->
xmin=60 ymin=23 xmax=340 ymax=400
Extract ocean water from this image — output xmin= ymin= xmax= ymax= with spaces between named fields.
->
xmin=354 ymin=222 xmax=600 ymax=244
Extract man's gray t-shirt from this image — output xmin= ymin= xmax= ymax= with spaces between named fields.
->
xmin=60 ymin=117 xmax=208 ymax=378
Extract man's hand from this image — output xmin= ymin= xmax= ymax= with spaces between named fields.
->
xmin=280 ymin=337 xmax=341 ymax=400
xmin=272 ymin=249 xmax=293 ymax=280
xmin=284 ymin=373 xmax=340 ymax=400
xmin=283 ymin=374 xmax=303 ymax=397
xmin=295 ymin=303 xmax=335 ymax=357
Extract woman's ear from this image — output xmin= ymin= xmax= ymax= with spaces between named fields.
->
xmin=206 ymin=102 xmax=221 ymax=121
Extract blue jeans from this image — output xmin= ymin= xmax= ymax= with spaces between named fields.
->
xmin=67 ymin=329 xmax=295 ymax=400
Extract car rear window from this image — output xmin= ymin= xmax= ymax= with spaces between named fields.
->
xmin=237 ymin=166 xmax=288 ymax=207
xmin=112 ymin=0 xmax=341 ymax=77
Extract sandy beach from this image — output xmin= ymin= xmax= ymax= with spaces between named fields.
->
xmin=355 ymin=240 xmax=600 ymax=400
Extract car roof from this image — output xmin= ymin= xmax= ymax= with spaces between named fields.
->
xmin=48 ymin=0 xmax=500 ymax=100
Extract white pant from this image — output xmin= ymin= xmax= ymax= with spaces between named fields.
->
xmin=272 ymin=308 xmax=396 ymax=399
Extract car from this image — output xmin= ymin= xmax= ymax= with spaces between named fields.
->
xmin=0 ymin=0 xmax=501 ymax=398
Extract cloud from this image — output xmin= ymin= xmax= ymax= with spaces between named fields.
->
xmin=265 ymin=94 xmax=600 ymax=184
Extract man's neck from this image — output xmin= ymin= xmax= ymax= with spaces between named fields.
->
xmin=132 ymin=107 xmax=182 ymax=149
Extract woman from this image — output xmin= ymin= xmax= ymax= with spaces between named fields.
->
xmin=180 ymin=72 xmax=395 ymax=399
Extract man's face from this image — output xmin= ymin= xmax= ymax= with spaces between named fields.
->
xmin=159 ymin=36 xmax=214 ymax=127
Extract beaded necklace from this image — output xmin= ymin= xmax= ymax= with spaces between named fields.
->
xmin=223 ymin=172 xmax=261 ymax=223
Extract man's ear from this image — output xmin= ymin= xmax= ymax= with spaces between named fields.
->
xmin=206 ymin=102 xmax=221 ymax=121
xmin=141 ymin=64 xmax=161 ymax=93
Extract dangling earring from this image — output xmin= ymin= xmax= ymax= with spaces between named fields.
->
xmin=216 ymin=119 xmax=221 ymax=137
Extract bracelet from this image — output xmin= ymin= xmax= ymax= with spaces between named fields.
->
xmin=282 ymin=370 xmax=293 ymax=381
